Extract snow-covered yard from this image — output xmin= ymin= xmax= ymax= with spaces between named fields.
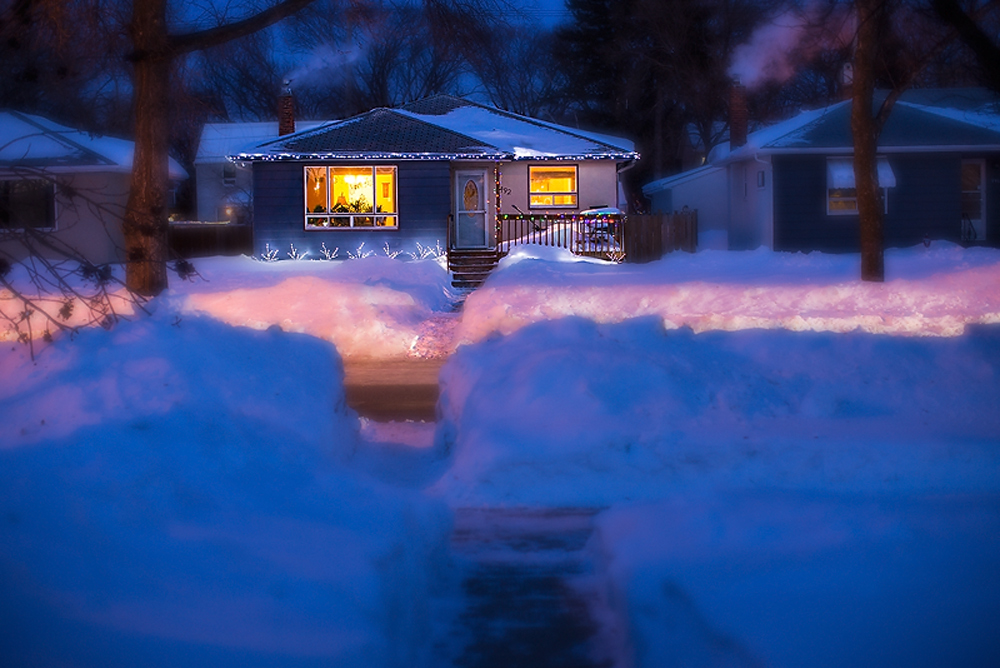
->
xmin=1 ymin=243 xmax=999 ymax=667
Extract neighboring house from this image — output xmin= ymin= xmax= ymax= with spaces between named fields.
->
xmin=643 ymin=88 xmax=1000 ymax=252
xmin=0 ymin=110 xmax=186 ymax=265
xmin=232 ymin=95 xmax=637 ymax=258
xmin=195 ymin=120 xmax=328 ymax=222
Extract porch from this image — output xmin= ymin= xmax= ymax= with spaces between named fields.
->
xmin=496 ymin=210 xmax=697 ymax=260
xmin=447 ymin=210 xmax=698 ymax=288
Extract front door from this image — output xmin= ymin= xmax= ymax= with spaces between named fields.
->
xmin=961 ymin=159 xmax=987 ymax=242
xmin=455 ymin=170 xmax=488 ymax=248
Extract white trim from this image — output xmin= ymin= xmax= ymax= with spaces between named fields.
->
xmin=454 ymin=169 xmax=490 ymax=248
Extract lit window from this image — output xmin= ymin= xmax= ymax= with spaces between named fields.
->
xmin=826 ymin=157 xmax=893 ymax=216
xmin=0 ymin=179 xmax=55 ymax=231
xmin=303 ymin=166 xmax=397 ymax=229
xmin=529 ymin=165 xmax=578 ymax=208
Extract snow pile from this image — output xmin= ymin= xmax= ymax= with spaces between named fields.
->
xmin=595 ymin=491 xmax=1000 ymax=668
xmin=0 ymin=261 xmax=141 ymax=343
xmin=434 ymin=315 xmax=1000 ymax=666
xmin=0 ymin=313 xmax=448 ymax=666
xmin=170 ymin=255 xmax=455 ymax=359
xmin=435 ymin=317 xmax=1000 ymax=506
xmin=458 ymin=243 xmax=1000 ymax=343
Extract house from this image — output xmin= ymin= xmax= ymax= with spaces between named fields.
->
xmin=195 ymin=120 xmax=328 ymax=222
xmin=643 ymin=88 xmax=1000 ymax=252
xmin=0 ymin=110 xmax=186 ymax=265
xmin=231 ymin=95 xmax=637 ymax=260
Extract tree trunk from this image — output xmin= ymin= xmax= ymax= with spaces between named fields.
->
xmin=121 ymin=0 xmax=317 ymax=297
xmin=852 ymin=0 xmax=884 ymax=282
xmin=124 ymin=0 xmax=171 ymax=296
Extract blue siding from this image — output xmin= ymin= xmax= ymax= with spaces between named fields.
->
xmin=648 ymin=189 xmax=672 ymax=214
xmin=252 ymin=161 xmax=451 ymax=258
xmin=773 ymin=153 xmax=1000 ymax=252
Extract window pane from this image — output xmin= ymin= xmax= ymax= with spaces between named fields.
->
xmin=331 ymin=167 xmax=374 ymax=213
xmin=1 ymin=179 xmax=54 ymax=229
xmin=376 ymin=166 xmax=396 ymax=214
xmin=828 ymin=199 xmax=857 ymax=212
xmin=530 ymin=166 xmax=577 ymax=193
xmin=961 ymin=163 xmax=982 ymax=191
xmin=306 ymin=167 xmax=327 ymax=213
xmin=377 ymin=216 xmax=397 ymax=228
xmin=530 ymin=194 xmax=554 ymax=207
xmin=306 ymin=216 xmax=330 ymax=228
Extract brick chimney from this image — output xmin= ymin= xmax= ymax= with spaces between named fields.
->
xmin=729 ymin=81 xmax=748 ymax=150
xmin=278 ymin=80 xmax=295 ymax=136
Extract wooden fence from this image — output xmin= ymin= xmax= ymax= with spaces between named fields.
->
xmin=168 ymin=222 xmax=253 ymax=259
xmin=495 ymin=210 xmax=697 ymax=263
xmin=625 ymin=211 xmax=698 ymax=262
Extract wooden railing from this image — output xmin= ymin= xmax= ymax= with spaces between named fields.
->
xmin=496 ymin=213 xmax=626 ymax=259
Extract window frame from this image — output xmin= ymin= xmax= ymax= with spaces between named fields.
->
xmin=528 ymin=164 xmax=579 ymax=209
xmin=222 ymin=162 xmax=237 ymax=186
xmin=302 ymin=165 xmax=398 ymax=230
xmin=0 ymin=178 xmax=57 ymax=232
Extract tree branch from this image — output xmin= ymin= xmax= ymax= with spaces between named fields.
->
xmin=170 ymin=0 xmax=316 ymax=55
xmin=932 ymin=0 xmax=1000 ymax=93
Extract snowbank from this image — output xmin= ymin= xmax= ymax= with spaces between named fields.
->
xmin=170 ymin=255 xmax=455 ymax=360
xmin=458 ymin=243 xmax=1000 ymax=343
xmin=435 ymin=316 xmax=1000 ymax=505
xmin=0 ymin=313 xmax=449 ymax=666
xmin=434 ymin=315 xmax=1000 ymax=666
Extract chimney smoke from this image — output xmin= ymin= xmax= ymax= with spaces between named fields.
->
xmin=730 ymin=81 xmax=748 ymax=150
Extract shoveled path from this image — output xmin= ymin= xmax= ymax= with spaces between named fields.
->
xmin=435 ymin=508 xmax=618 ymax=667
xmin=342 ymin=358 xmax=445 ymax=421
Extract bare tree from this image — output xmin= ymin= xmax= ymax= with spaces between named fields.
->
xmin=849 ymin=0 xmax=961 ymax=281
xmin=0 ymin=164 xmax=166 ymax=360
xmin=124 ymin=0 xmax=319 ymax=296
xmin=932 ymin=0 xmax=1000 ymax=92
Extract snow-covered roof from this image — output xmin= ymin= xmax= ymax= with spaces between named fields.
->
xmin=0 ymin=110 xmax=187 ymax=180
xmin=718 ymin=94 xmax=1000 ymax=163
xmin=234 ymin=95 xmax=638 ymax=162
xmin=642 ymin=164 xmax=725 ymax=196
xmin=398 ymin=95 xmax=636 ymax=158
xmin=195 ymin=120 xmax=332 ymax=164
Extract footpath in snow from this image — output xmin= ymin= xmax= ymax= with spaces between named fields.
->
xmin=1 ymin=242 xmax=999 ymax=667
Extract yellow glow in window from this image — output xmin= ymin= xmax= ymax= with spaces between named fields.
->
xmin=529 ymin=166 xmax=578 ymax=208
xmin=306 ymin=167 xmax=327 ymax=213
xmin=304 ymin=166 xmax=397 ymax=229
xmin=376 ymin=166 xmax=396 ymax=214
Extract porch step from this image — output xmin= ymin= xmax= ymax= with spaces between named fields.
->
xmin=448 ymin=249 xmax=500 ymax=289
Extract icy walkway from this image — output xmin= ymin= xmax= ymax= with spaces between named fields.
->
xmin=437 ymin=508 xmax=618 ymax=667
